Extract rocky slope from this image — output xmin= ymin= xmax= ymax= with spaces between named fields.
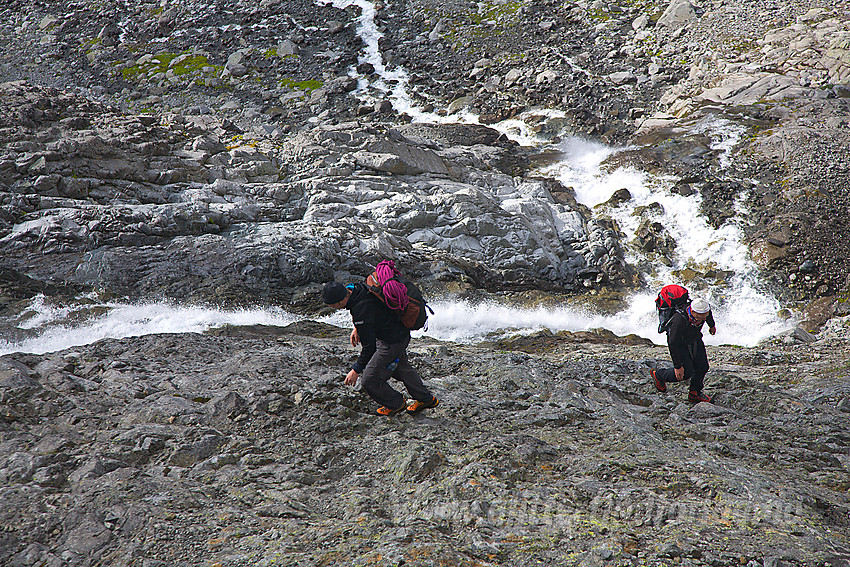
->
xmin=1 ymin=0 xmax=850 ymax=565
xmin=1 ymin=322 xmax=849 ymax=566
xmin=1 ymin=0 xmax=849 ymax=312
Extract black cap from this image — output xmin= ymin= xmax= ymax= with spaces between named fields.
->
xmin=322 ymin=281 xmax=348 ymax=304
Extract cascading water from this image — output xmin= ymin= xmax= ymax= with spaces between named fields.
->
xmin=538 ymin=133 xmax=789 ymax=347
xmin=0 ymin=0 xmax=793 ymax=356
xmin=313 ymin=0 xmax=791 ymax=346
xmin=0 ymin=299 xmax=302 ymax=356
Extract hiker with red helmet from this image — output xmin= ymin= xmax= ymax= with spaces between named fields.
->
xmin=322 ymin=263 xmax=439 ymax=418
xmin=651 ymin=297 xmax=716 ymax=404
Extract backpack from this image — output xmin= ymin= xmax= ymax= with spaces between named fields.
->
xmin=655 ymin=284 xmax=690 ymax=333
xmin=365 ymin=260 xmax=433 ymax=330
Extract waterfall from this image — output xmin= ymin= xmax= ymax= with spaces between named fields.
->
xmin=0 ymin=0 xmax=793 ymax=356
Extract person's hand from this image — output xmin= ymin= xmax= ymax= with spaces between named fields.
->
xmin=344 ymin=369 xmax=359 ymax=386
xmin=674 ymin=366 xmax=685 ymax=381
xmin=709 ymin=326 xmax=716 ymax=335
xmin=350 ymin=328 xmax=360 ymax=347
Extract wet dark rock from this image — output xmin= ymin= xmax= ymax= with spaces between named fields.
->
xmin=800 ymin=296 xmax=839 ymax=333
xmin=0 ymin=80 xmax=628 ymax=300
xmin=604 ymin=187 xmax=632 ymax=206
xmin=1 ymin=326 xmax=848 ymax=565
xmin=634 ymin=218 xmax=676 ymax=262
xmin=394 ymin=122 xmax=505 ymax=148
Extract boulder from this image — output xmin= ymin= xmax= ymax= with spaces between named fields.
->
xmin=393 ymin=123 xmax=504 ymax=147
xmin=657 ymin=0 xmax=697 ymax=30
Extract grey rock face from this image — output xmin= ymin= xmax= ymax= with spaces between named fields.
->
xmin=656 ymin=0 xmax=698 ymax=30
xmin=0 ymin=324 xmax=848 ymax=566
xmin=1 ymin=1 xmax=850 ymax=565
xmin=2 ymin=0 xmax=850 ymax=311
xmin=0 ymin=83 xmax=631 ymax=305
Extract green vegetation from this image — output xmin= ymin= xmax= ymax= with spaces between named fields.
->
xmin=282 ymin=78 xmax=323 ymax=91
xmin=82 ymin=37 xmax=104 ymax=61
xmin=587 ymin=6 xmax=613 ymax=22
xmin=119 ymin=51 xmax=222 ymax=84
xmin=441 ymin=0 xmax=525 ymax=49
xmin=590 ymin=0 xmax=662 ymax=23
xmin=469 ymin=0 xmax=523 ymax=25
xmin=631 ymin=27 xmax=662 ymax=54
xmin=725 ymin=37 xmax=759 ymax=53
xmin=225 ymin=134 xmax=261 ymax=151
xmin=278 ymin=77 xmax=324 ymax=100
xmin=498 ymin=51 xmax=527 ymax=65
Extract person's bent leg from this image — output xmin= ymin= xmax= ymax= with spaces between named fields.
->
xmin=655 ymin=367 xmax=676 ymax=382
xmin=360 ymin=340 xmax=406 ymax=410
xmin=657 ymin=345 xmax=694 ymax=383
xmin=387 ymin=337 xmax=434 ymax=403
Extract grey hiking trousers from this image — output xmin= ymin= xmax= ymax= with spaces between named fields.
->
xmin=360 ymin=336 xmax=433 ymax=410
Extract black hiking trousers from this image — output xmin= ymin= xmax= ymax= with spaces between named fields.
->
xmin=656 ymin=337 xmax=709 ymax=392
xmin=360 ymin=335 xmax=433 ymax=410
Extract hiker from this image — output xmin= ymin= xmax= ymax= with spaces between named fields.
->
xmin=322 ymin=280 xmax=439 ymax=417
xmin=651 ymin=297 xmax=716 ymax=403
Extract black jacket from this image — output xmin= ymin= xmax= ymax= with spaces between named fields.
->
xmin=345 ymin=283 xmax=410 ymax=373
xmin=666 ymin=310 xmax=715 ymax=368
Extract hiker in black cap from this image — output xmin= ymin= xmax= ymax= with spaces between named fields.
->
xmin=651 ymin=297 xmax=716 ymax=404
xmin=322 ymin=281 xmax=439 ymax=417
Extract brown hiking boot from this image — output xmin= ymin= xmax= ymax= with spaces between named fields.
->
xmin=406 ymin=396 xmax=439 ymax=415
xmin=651 ymin=369 xmax=666 ymax=392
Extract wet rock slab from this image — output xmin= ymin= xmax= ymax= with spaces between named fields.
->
xmin=1 ymin=324 xmax=848 ymax=566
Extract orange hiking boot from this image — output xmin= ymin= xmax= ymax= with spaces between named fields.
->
xmin=377 ymin=403 xmax=407 ymax=417
xmin=688 ymin=391 xmax=712 ymax=404
xmin=651 ymin=369 xmax=666 ymax=392
xmin=406 ymin=396 xmax=439 ymax=415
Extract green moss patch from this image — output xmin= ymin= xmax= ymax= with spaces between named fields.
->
xmin=440 ymin=0 xmax=525 ymax=49
xmin=470 ymin=0 xmax=523 ymax=25
xmin=120 ymin=51 xmax=222 ymax=83
xmin=280 ymin=78 xmax=323 ymax=92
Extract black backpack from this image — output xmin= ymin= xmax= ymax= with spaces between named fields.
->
xmin=655 ymin=284 xmax=690 ymax=333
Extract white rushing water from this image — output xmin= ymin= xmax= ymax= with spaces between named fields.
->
xmin=0 ymin=287 xmax=787 ymax=357
xmin=0 ymin=0 xmax=793 ymax=356
xmin=309 ymin=0 xmax=790 ymax=344
xmin=537 ymin=134 xmax=790 ymax=348
xmin=0 ymin=297 xmax=301 ymax=356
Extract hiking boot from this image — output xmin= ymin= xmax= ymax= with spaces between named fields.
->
xmin=406 ymin=396 xmax=439 ymax=415
xmin=688 ymin=391 xmax=712 ymax=404
xmin=376 ymin=402 xmax=407 ymax=417
xmin=651 ymin=369 xmax=666 ymax=392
